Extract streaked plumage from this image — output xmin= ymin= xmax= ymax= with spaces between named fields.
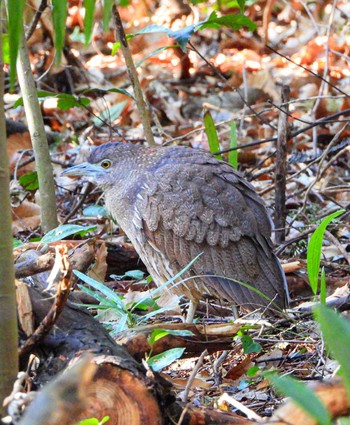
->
xmin=63 ymin=142 xmax=288 ymax=317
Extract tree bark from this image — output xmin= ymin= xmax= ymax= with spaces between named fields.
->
xmin=0 ymin=14 xmax=19 ymax=416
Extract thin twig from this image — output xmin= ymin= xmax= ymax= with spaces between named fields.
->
xmin=26 ymin=0 xmax=48 ymax=41
xmin=266 ymin=45 xmax=350 ymax=98
xmin=188 ymin=41 xmax=276 ymax=130
xmin=112 ymin=5 xmax=155 ymax=145
xmin=181 ymin=349 xmax=208 ymax=403
xmin=324 ymin=229 xmax=350 ymax=266
xmin=274 ymin=85 xmax=290 ymax=244
xmin=310 ymin=0 xmax=337 ymax=153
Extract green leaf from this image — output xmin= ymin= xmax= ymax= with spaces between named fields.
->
xmin=57 ymin=94 xmax=91 ymax=110
xmin=13 ymin=238 xmax=23 ymax=249
xmin=83 ymin=204 xmax=108 ymax=217
xmin=163 ymin=329 xmax=195 ymax=337
xmin=77 ymin=284 xmax=126 ymax=313
xmin=41 ymin=224 xmax=97 ymax=243
xmin=147 ymin=348 xmax=185 ymax=371
xmin=267 ymin=373 xmax=331 ymax=425
xmin=320 ymin=267 xmax=326 ymax=304
xmin=14 ymin=90 xmax=58 ymax=107
xmin=229 ymin=121 xmax=238 ymax=169
xmin=84 ymin=0 xmax=96 ymax=45
xmin=247 ymin=365 xmax=260 ymax=377
xmin=103 ymin=0 xmax=114 ymax=31
xmin=241 ymin=335 xmax=262 ymax=354
xmin=75 ymin=418 xmax=99 ymax=425
xmin=14 ymin=91 xmax=90 ymax=110
xmin=148 ymin=328 xmax=195 ymax=346
xmin=19 ymin=171 xmax=39 ymax=191
xmin=93 ymin=101 xmax=127 ymax=127
xmin=148 ymin=329 xmax=169 ymax=346
xmin=6 ymin=0 xmax=25 ymax=89
xmin=81 ymin=87 xmax=134 ymax=99
xmin=2 ymin=34 xmax=10 ymax=64
xmin=307 ymin=209 xmax=345 ymax=294
xmin=74 ymin=270 xmax=126 ymax=310
xmin=129 ymin=297 xmax=159 ymax=311
xmin=203 ymin=110 xmax=221 ymax=159
xmin=52 ymin=0 xmax=68 ymax=64
xmin=314 ymin=304 xmax=350 ymax=399
xmin=124 ymin=270 xmax=145 ymax=280
xmin=75 ymin=416 xmax=110 ymax=425
xmin=237 ymin=0 xmax=246 ymax=13
xmin=197 ymin=11 xmax=256 ymax=32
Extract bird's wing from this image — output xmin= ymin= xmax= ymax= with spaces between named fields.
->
xmin=135 ymin=150 xmax=287 ymax=310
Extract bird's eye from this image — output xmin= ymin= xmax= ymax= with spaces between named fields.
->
xmin=100 ymin=159 xmax=111 ymax=169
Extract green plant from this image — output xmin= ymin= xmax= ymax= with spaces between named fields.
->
xmin=74 ymin=254 xmax=201 ymax=334
xmin=146 ymin=328 xmax=194 ymax=371
xmin=76 ymin=415 xmax=110 ymax=425
xmin=111 ymin=10 xmax=256 ymax=54
xmin=203 ymin=110 xmax=222 ymax=159
xmin=228 ymin=122 xmax=238 ymax=169
xmin=306 ymin=209 xmax=345 ymax=298
xmin=266 ymin=303 xmax=350 ymax=424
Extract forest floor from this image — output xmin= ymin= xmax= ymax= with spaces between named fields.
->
xmin=6 ymin=0 xmax=350 ymax=423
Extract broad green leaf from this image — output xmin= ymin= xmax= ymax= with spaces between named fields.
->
xmin=267 ymin=373 xmax=331 ymax=425
xmin=314 ymin=304 xmax=350 ymax=399
xmin=197 ymin=11 xmax=256 ymax=32
xmin=57 ymin=94 xmax=91 ymax=110
xmin=148 ymin=329 xmax=169 ymax=346
xmin=6 ymin=0 xmax=25 ymax=89
xmin=14 ymin=90 xmax=58 ymax=107
xmin=83 ymin=204 xmax=108 ymax=217
xmin=93 ymin=101 xmax=127 ymax=127
xmin=103 ymin=0 xmax=114 ymax=31
xmin=13 ymin=238 xmax=23 ymax=249
xmin=307 ymin=209 xmax=345 ymax=294
xmin=203 ymin=110 xmax=221 ymax=159
xmin=14 ymin=91 xmax=91 ymax=110
xmin=241 ymin=335 xmax=262 ymax=354
xmin=84 ymin=0 xmax=96 ymax=45
xmin=19 ymin=171 xmax=39 ymax=191
xmin=75 ymin=418 xmax=99 ymax=425
xmin=75 ymin=415 xmax=110 ymax=425
xmin=41 ymin=224 xmax=97 ymax=243
xmin=52 ymin=0 xmax=68 ymax=64
xmin=147 ymin=348 xmax=185 ymax=371
xmin=125 ymin=270 xmax=145 ymax=280
xmin=247 ymin=366 xmax=260 ymax=377
xmin=229 ymin=121 xmax=238 ymax=169
xmin=148 ymin=328 xmax=195 ymax=346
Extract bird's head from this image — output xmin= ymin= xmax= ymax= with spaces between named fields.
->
xmin=61 ymin=142 xmax=139 ymax=189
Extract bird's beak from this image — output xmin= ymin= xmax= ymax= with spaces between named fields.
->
xmin=61 ymin=162 xmax=103 ymax=178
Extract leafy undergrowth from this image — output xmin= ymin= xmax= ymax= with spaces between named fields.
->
xmin=8 ymin=0 xmax=350 ymax=422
